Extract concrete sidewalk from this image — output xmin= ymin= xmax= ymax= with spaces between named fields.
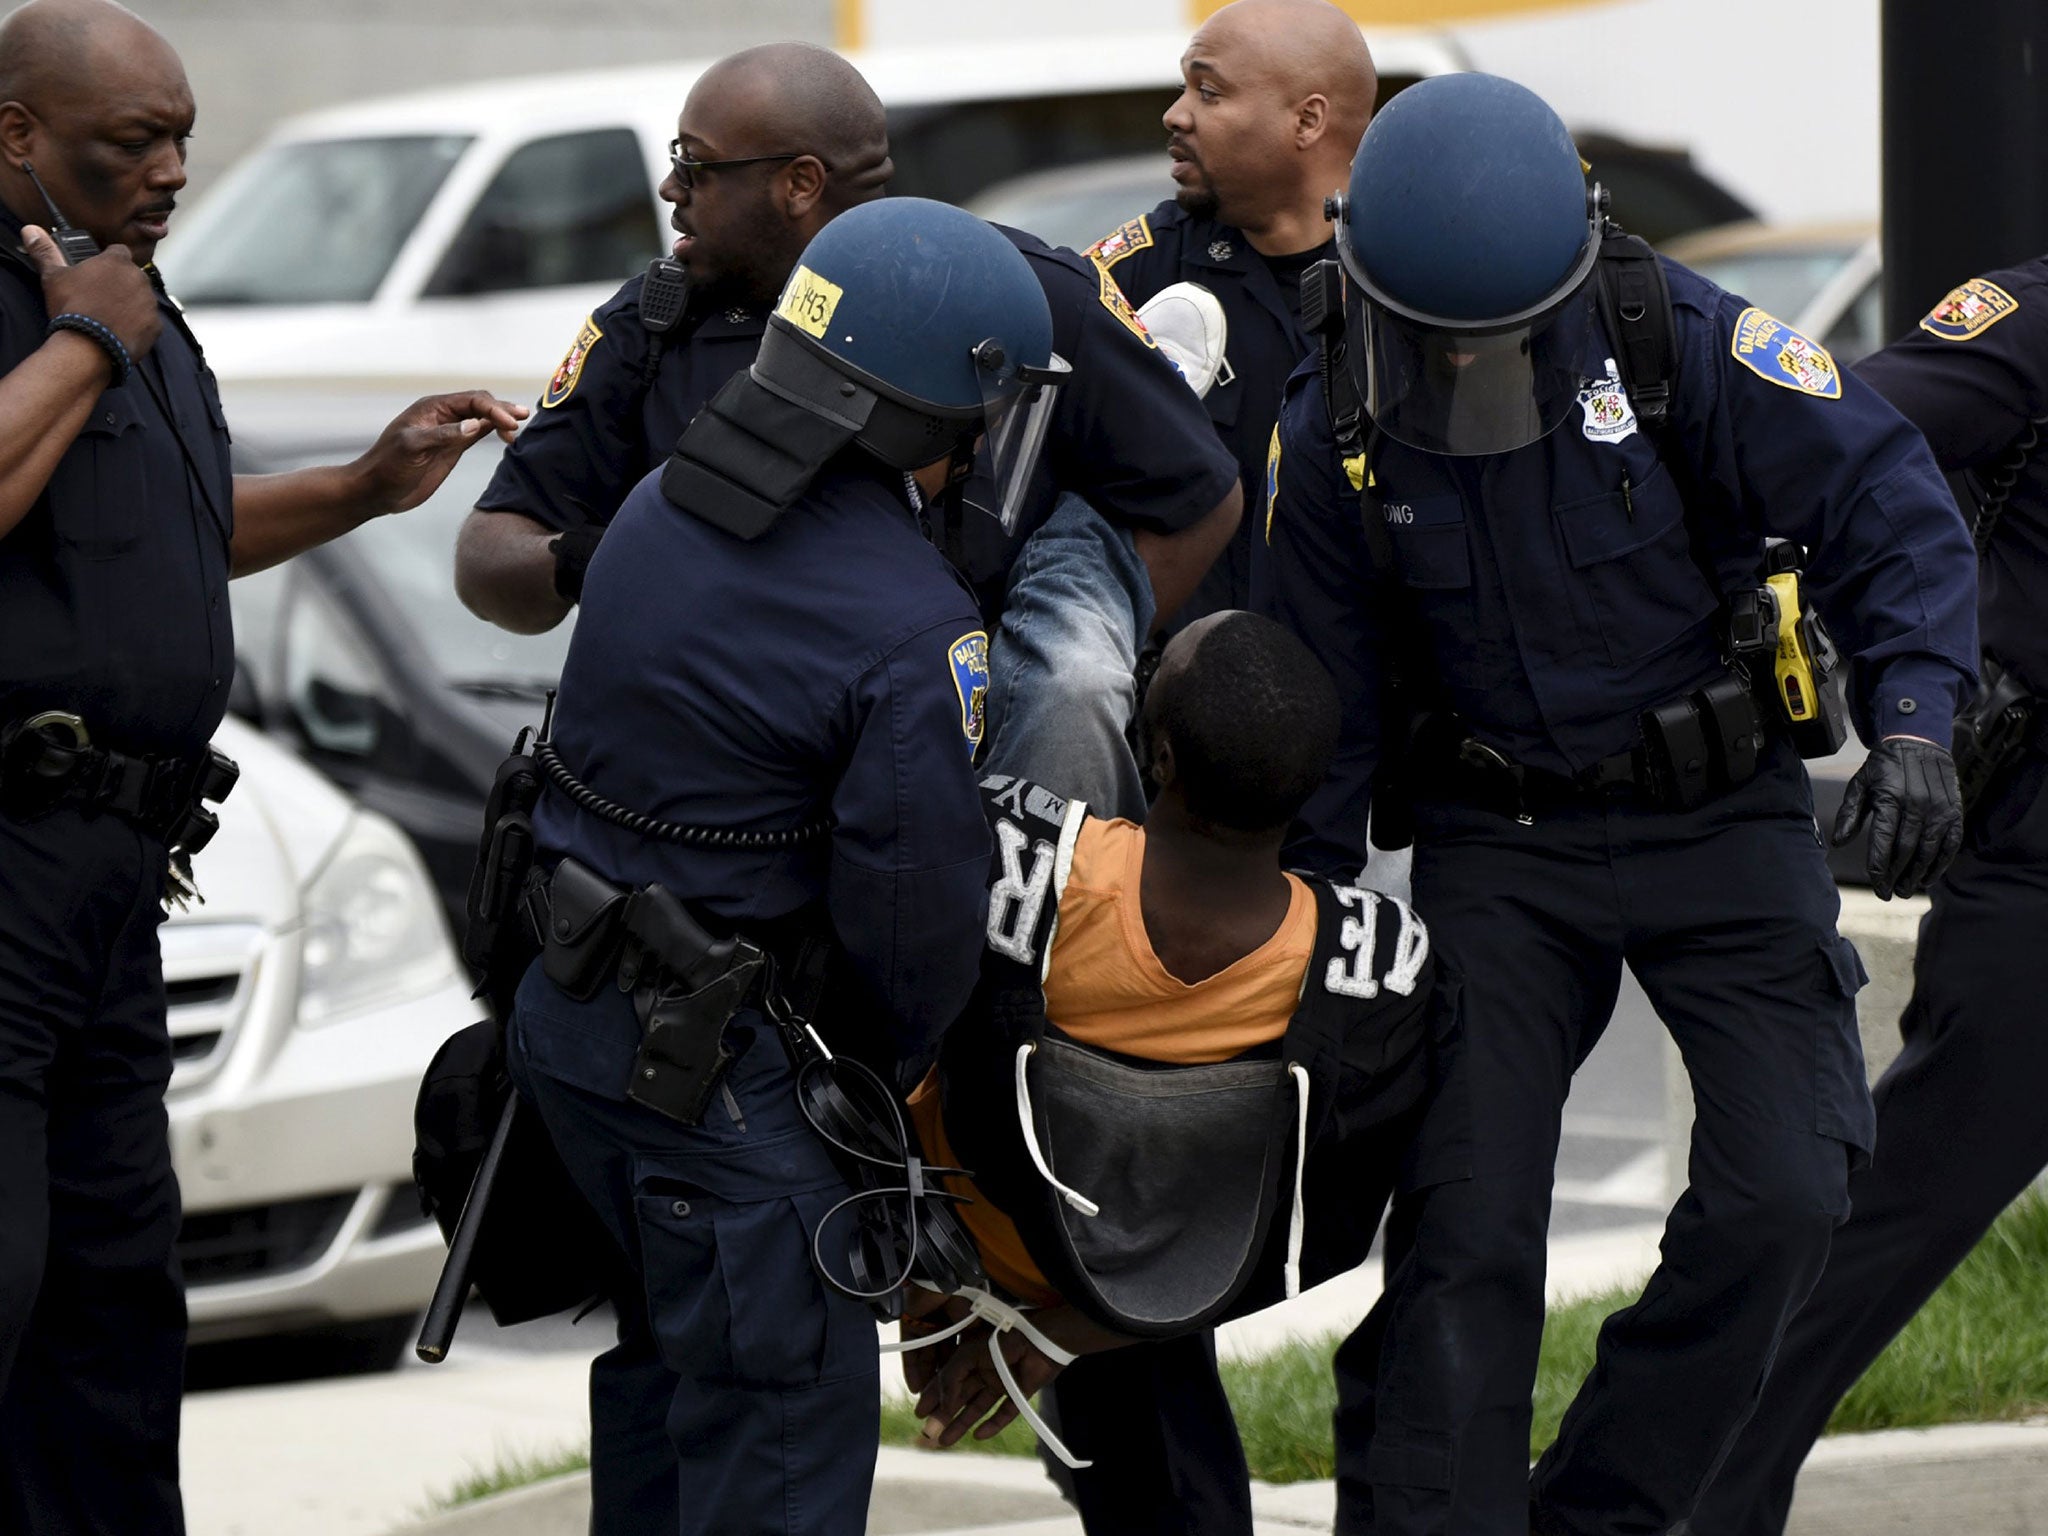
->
xmin=181 ymin=1224 xmax=1667 ymax=1536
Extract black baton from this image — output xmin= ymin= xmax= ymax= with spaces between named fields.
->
xmin=415 ymin=1091 xmax=520 ymax=1364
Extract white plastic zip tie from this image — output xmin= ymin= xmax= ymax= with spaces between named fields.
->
xmin=1285 ymin=1062 xmax=1311 ymax=1301
xmin=1014 ymin=1043 xmax=1101 ymax=1216
xmin=883 ymin=1286 xmax=1094 ymax=1469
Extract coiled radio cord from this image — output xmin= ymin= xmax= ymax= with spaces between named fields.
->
xmin=534 ymin=738 xmax=832 ymax=850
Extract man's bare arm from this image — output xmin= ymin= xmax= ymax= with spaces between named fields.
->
xmin=454 ymin=508 xmax=574 ymax=634
xmin=1133 ymin=480 xmax=1243 ymax=624
xmin=230 ymin=392 xmax=524 ymax=577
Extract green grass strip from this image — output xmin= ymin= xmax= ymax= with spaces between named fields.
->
xmin=431 ymin=1443 xmax=590 ymax=1510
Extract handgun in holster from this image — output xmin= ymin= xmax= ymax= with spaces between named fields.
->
xmin=1954 ymin=658 xmax=2039 ymax=810
xmin=617 ymin=885 xmax=764 ymax=1126
xmin=463 ymin=731 xmax=545 ymax=1023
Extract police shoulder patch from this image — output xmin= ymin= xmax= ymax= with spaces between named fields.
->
xmin=1095 ymin=263 xmax=1157 ymax=348
xmin=1729 ymin=307 xmax=1842 ymax=400
xmin=1085 ymin=215 xmax=1154 ymax=270
xmin=542 ymin=315 xmax=603 ymax=409
xmin=1921 ymin=278 xmax=2019 ymax=341
xmin=949 ymin=631 xmax=991 ymax=757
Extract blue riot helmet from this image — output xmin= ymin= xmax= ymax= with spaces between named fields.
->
xmin=662 ymin=198 xmax=1070 ymax=539
xmin=1331 ymin=73 xmax=1601 ymax=457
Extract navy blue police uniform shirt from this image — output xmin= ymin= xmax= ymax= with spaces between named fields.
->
xmin=1088 ymin=200 xmax=1330 ymax=621
xmin=1855 ymin=260 xmax=2048 ymax=698
xmin=477 ymin=231 xmax=1235 ymax=619
xmin=0 ymin=210 xmax=234 ymax=759
xmin=477 ymin=272 xmax=764 ymax=536
xmin=524 ymin=458 xmax=994 ymax=1093
xmin=1268 ymin=258 xmax=1980 ymax=876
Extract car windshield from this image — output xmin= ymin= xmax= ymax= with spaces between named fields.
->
xmin=1678 ymin=245 xmax=1860 ymax=329
xmin=337 ymin=453 xmax=574 ymax=694
xmin=165 ymin=135 xmax=471 ymax=305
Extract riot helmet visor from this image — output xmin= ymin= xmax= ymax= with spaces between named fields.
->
xmin=1340 ymin=232 xmax=1600 ymax=458
xmin=970 ymin=343 xmax=1070 ymax=534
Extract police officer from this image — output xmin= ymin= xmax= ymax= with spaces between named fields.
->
xmin=1266 ymin=75 xmax=1977 ymax=1536
xmin=0 ymin=2 xmax=521 ymax=1528
xmin=1086 ymin=0 xmax=1375 ymax=623
xmin=455 ymin=42 xmax=1239 ymax=819
xmin=1690 ymin=260 xmax=2048 ymax=1536
xmin=504 ymin=198 xmax=1061 ymax=1535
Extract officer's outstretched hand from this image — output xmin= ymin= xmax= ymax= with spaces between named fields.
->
xmin=350 ymin=391 xmax=530 ymax=516
xmin=25 ymin=226 xmax=161 ymax=367
xmin=1830 ymin=736 xmax=1964 ymax=900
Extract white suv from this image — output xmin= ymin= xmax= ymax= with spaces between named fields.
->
xmin=166 ymin=714 xmax=473 ymax=1364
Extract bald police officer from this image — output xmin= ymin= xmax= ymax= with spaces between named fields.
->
xmin=0 ymin=3 xmax=522 ymax=1530
xmin=1087 ymin=0 xmax=1375 ymax=624
xmin=456 ymin=42 xmax=1240 ymax=820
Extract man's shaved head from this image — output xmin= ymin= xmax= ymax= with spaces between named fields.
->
xmin=689 ymin=42 xmax=891 ymax=207
xmin=1164 ymin=0 xmax=1376 ymax=242
xmin=0 ymin=0 xmax=176 ymax=117
xmin=663 ymin=42 xmax=892 ymax=305
xmin=1193 ymin=0 xmax=1377 ymax=150
xmin=0 ymin=0 xmax=192 ymax=257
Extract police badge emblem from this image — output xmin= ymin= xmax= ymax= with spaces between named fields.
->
xmin=1577 ymin=357 xmax=1639 ymax=444
xmin=1730 ymin=307 xmax=1842 ymax=400
xmin=542 ymin=315 xmax=603 ymax=409
xmin=1921 ymin=279 xmax=2019 ymax=341
xmin=1085 ymin=216 xmax=1153 ymax=270
xmin=1208 ymin=240 xmax=1235 ymax=262
xmin=949 ymin=631 xmax=991 ymax=755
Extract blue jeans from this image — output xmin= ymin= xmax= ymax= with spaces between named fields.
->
xmin=983 ymin=494 xmax=1155 ymax=822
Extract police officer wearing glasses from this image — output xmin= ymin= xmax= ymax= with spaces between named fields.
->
xmin=0 ymin=2 xmax=522 ymax=1529
xmin=1266 ymin=74 xmax=1976 ymax=1535
xmin=456 ymin=42 xmax=1239 ymax=824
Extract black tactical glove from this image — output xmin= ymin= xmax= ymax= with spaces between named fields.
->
xmin=1830 ymin=736 xmax=1964 ymax=899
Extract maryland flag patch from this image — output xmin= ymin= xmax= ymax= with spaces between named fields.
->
xmin=1085 ymin=215 xmax=1154 ymax=270
xmin=1921 ymin=279 xmax=2019 ymax=341
xmin=1730 ymin=307 xmax=1841 ymax=400
xmin=542 ymin=315 xmax=603 ymax=408
xmin=1095 ymin=264 xmax=1157 ymax=348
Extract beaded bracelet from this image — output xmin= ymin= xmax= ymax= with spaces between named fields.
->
xmin=46 ymin=312 xmax=131 ymax=388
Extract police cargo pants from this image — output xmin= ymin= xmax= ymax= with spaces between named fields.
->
xmin=0 ymin=808 xmax=185 ymax=1536
xmin=506 ymin=964 xmax=881 ymax=1536
xmin=1688 ymin=743 xmax=2048 ymax=1536
xmin=1338 ymin=743 xmax=1871 ymax=1536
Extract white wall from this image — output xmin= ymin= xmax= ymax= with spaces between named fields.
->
xmin=1449 ymin=0 xmax=1880 ymax=224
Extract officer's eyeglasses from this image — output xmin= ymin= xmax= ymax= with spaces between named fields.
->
xmin=667 ymin=141 xmax=810 ymax=189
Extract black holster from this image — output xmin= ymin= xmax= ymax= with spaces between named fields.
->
xmin=1955 ymin=658 xmax=2040 ymax=810
xmin=464 ymin=738 xmax=544 ymax=1022
xmin=536 ymin=859 xmax=767 ymax=1127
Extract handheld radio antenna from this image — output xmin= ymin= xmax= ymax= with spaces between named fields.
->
xmin=18 ymin=162 xmax=100 ymax=263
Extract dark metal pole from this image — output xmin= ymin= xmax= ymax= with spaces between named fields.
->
xmin=1882 ymin=0 xmax=2048 ymax=341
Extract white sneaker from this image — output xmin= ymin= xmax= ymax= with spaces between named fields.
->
xmin=1136 ymin=282 xmax=1229 ymax=398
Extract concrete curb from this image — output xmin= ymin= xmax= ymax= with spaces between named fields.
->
xmin=386 ymin=1421 xmax=2048 ymax=1535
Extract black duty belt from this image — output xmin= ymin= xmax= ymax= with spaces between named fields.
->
xmin=0 ymin=710 xmax=238 ymax=850
xmin=1414 ymin=671 xmax=1770 ymax=823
